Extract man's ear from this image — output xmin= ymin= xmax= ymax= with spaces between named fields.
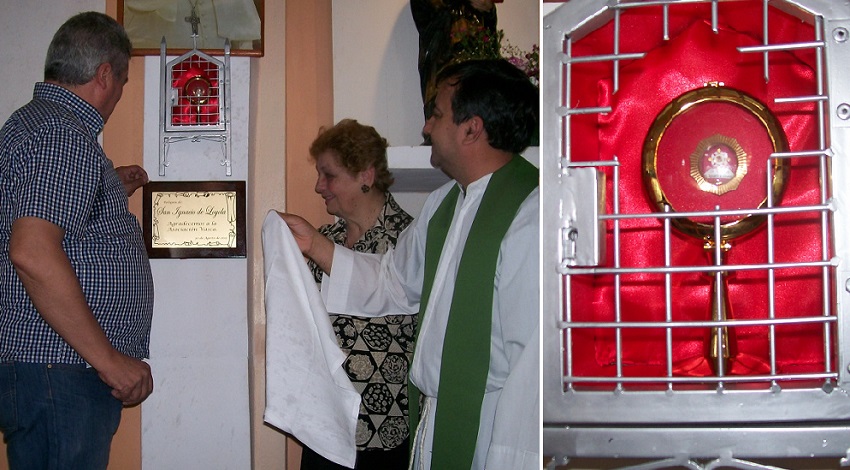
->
xmin=94 ymin=62 xmax=113 ymax=90
xmin=461 ymin=116 xmax=485 ymax=144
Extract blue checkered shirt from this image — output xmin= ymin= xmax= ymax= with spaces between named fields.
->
xmin=0 ymin=83 xmax=153 ymax=364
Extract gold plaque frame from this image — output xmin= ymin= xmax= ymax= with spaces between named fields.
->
xmin=143 ymin=181 xmax=246 ymax=259
xmin=642 ymin=86 xmax=790 ymax=242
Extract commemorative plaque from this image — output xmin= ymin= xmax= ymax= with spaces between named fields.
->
xmin=143 ymin=181 xmax=246 ymax=258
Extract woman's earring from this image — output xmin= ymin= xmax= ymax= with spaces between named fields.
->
xmin=361 ymin=184 xmax=370 ymax=193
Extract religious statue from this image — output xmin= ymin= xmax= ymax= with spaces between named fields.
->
xmin=411 ymin=0 xmax=501 ymax=115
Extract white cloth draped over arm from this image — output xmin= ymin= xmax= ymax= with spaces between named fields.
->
xmin=261 ymin=211 xmax=360 ymax=468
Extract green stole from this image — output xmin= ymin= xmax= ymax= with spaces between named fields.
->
xmin=409 ymin=155 xmax=538 ymax=468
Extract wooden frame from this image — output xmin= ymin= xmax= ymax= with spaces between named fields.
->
xmin=143 ymin=181 xmax=247 ymax=258
xmin=118 ymin=0 xmax=264 ymax=57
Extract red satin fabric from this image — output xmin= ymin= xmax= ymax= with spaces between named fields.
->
xmin=171 ymin=57 xmax=220 ymax=125
xmin=567 ymin=3 xmax=827 ymax=382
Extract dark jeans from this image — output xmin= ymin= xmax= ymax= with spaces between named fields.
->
xmin=301 ymin=438 xmax=411 ymax=470
xmin=0 ymin=362 xmax=122 ymax=470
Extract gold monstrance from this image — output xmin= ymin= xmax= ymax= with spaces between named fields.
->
xmin=642 ymin=84 xmax=789 ymax=375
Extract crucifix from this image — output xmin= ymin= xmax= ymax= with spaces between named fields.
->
xmin=185 ymin=2 xmax=201 ymax=47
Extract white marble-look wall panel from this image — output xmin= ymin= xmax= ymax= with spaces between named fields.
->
xmin=142 ymin=260 xmax=250 ymax=470
xmin=140 ymin=56 xmax=251 ymax=470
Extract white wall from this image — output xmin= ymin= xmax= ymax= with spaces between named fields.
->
xmin=332 ymin=0 xmax=540 ymax=147
xmin=0 ymin=0 xmax=102 ymax=123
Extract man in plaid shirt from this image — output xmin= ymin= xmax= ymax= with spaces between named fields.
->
xmin=0 ymin=12 xmax=154 ymax=469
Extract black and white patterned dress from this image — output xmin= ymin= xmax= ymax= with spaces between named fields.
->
xmin=309 ymin=193 xmax=415 ymax=452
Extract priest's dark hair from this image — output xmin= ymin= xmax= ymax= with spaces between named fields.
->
xmin=435 ymin=58 xmax=538 ymax=154
xmin=44 ymin=11 xmax=132 ymax=86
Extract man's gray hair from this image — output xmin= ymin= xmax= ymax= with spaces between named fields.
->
xmin=44 ymin=11 xmax=132 ymax=85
